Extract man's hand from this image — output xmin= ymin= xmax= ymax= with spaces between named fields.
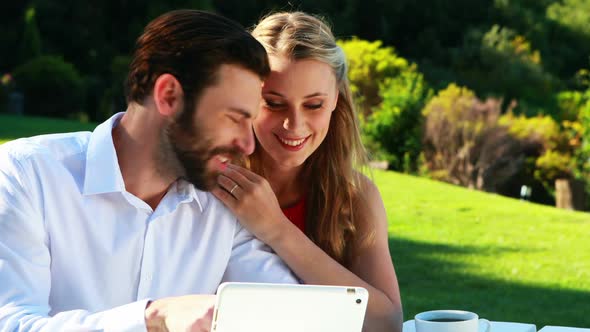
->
xmin=145 ymin=295 xmax=216 ymax=332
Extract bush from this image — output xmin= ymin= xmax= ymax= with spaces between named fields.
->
xmin=19 ymin=7 xmax=42 ymax=63
xmin=339 ymin=37 xmax=431 ymax=171
xmin=535 ymin=150 xmax=574 ymax=190
xmin=13 ymin=55 xmax=85 ymax=118
xmin=423 ymin=84 xmax=508 ymax=188
xmin=500 ymin=112 xmax=576 ymax=201
xmin=498 ymin=113 xmax=565 ymax=151
xmin=554 ymin=90 xmax=590 ymax=121
xmin=338 ymin=37 xmax=412 ymax=116
xmin=97 ymin=55 xmax=131 ymax=121
xmin=453 ymin=25 xmax=558 ymax=116
xmin=0 ymin=74 xmax=12 ymax=113
xmin=362 ymin=70 xmax=432 ymax=171
xmin=574 ymin=99 xmax=590 ymax=207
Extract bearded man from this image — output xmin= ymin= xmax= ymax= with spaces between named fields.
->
xmin=0 ymin=10 xmax=296 ymax=332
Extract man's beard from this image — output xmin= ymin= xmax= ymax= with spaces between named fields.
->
xmin=157 ymin=109 xmax=241 ymax=191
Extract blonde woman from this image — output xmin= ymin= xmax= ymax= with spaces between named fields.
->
xmin=212 ymin=12 xmax=403 ymax=332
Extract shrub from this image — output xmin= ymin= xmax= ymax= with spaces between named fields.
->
xmin=480 ymin=25 xmax=557 ymax=113
xmin=13 ymin=55 xmax=85 ymax=118
xmin=0 ymin=74 xmax=13 ymax=113
xmin=573 ymin=99 xmax=590 ymax=207
xmin=97 ymin=55 xmax=131 ymax=121
xmin=498 ymin=113 xmax=564 ymax=151
xmin=500 ymin=112 xmax=576 ymax=200
xmin=339 ymin=37 xmax=431 ymax=171
xmin=454 ymin=25 xmax=558 ymax=116
xmin=554 ymin=90 xmax=589 ymax=121
xmin=19 ymin=7 xmax=42 ymax=63
xmin=535 ymin=150 xmax=574 ymax=188
xmin=423 ymin=84 xmax=513 ymax=189
xmin=362 ymin=70 xmax=432 ymax=171
xmin=338 ymin=38 xmax=411 ymax=116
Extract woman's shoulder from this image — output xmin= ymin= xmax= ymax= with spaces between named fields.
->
xmin=352 ymin=171 xmax=381 ymax=201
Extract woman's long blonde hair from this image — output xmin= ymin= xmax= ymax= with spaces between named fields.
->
xmin=250 ymin=12 xmax=368 ymax=266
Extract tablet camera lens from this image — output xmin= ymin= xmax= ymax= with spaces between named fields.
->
xmin=356 ymin=299 xmax=362 ymax=304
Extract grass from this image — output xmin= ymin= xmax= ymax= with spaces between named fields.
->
xmin=0 ymin=113 xmax=96 ymax=144
xmin=2 ymin=114 xmax=589 ymax=328
xmin=373 ymin=170 xmax=590 ymax=328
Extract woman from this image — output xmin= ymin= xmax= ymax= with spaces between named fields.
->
xmin=212 ymin=12 xmax=403 ymax=332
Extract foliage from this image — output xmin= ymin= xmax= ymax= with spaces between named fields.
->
xmin=362 ymin=70 xmax=432 ymax=171
xmin=338 ymin=38 xmax=411 ymax=115
xmin=0 ymin=74 xmax=14 ymax=113
xmin=499 ymin=112 xmax=575 ymax=196
xmin=498 ymin=112 xmax=564 ymax=151
xmin=97 ymin=55 xmax=132 ymax=120
xmin=568 ymin=99 xmax=590 ymax=206
xmin=19 ymin=7 xmax=42 ymax=63
xmin=422 ymin=84 xmax=517 ymax=190
xmin=454 ymin=25 xmax=557 ymax=115
xmin=546 ymin=0 xmax=590 ymax=40
xmin=3 ymin=0 xmax=590 ymax=121
xmin=534 ymin=150 xmax=574 ymax=191
xmin=13 ymin=56 xmax=85 ymax=118
xmin=554 ymin=90 xmax=590 ymax=121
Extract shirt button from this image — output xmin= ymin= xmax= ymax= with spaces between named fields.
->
xmin=145 ymin=274 xmax=153 ymax=282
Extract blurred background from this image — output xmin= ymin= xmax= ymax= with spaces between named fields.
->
xmin=0 ymin=0 xmax=590 ymax=210
xmin=3 ymin=0 xmax=590 ymax=209
xmin=1 ymin=0 xmax=589 ymax=327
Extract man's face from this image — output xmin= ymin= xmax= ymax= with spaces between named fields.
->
xmin=161 ymin=64 xmax=262 ymax=190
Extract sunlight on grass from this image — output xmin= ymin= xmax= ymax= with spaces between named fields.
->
xmin=373 ymin=170 xmax=590 ymax=327
xmin=0 ymin=114 xmax=96 ymax=143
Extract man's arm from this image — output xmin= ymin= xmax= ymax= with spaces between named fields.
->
xmin=0 ymin=153 xmax=150 ymax=332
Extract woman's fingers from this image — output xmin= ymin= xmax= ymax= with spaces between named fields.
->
xmin=221 ymin=165 xmax=253 ymax=189
xmin=211 ymin=185 xmax=236 ymax=208
xmin=227 ymin=163 xmax=261 ymax=183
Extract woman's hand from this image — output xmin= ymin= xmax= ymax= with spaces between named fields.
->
xmin=211 ymin=163 xmax=289 ymax=245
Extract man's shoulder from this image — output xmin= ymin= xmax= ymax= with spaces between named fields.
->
xmin=0 ymin=132 xmax=92 ymax=167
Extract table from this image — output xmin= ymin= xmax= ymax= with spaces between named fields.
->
xmin=539 ymin=327 xmax=590 ymax=332
xmin=403 ymin=319 xmax=537 ymax=332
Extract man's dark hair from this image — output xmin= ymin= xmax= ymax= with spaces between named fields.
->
xmin=126 ymin=9 xmax=270 ymax=108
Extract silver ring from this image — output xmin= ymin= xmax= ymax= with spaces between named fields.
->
xmin=230 ymin=184 xmax=239 ymax=195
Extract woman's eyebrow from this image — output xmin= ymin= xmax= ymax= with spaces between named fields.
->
xmin=263 ymin=91 xmax=327 ymax=98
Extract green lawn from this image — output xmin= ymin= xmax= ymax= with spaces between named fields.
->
xmin=374 ymin=170 xmax=590 ymax=328
xmin=0 ymin=113 xmax=96 ymax=145
xmin=2 ymin=114 xmax=589 ymax=328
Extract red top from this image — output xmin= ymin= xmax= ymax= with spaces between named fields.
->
xmin=281 ymin=197 xmax=306 ymax=233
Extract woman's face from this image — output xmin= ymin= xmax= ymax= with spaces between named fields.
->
xmin=254 ymin=56 xmax=338 ymax=170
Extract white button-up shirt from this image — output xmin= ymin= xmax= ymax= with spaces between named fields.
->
xmin=0 ymin=113 xmax=297 ymax=332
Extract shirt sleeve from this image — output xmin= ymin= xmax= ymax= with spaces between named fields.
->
xmin=0 ymin=151 xmax=149 ymax=332
xmin=222 ymin=222 xmax=300 ymax=284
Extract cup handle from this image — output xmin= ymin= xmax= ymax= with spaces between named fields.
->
xmin=479 ymin=318 xmax=491 ymax=332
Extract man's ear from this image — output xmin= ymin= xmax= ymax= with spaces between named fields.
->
xmin=153 ymin=74 xmax=183 ymax=117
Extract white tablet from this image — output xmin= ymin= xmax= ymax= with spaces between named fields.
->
xmin=211 ymin=282 xmax=369 ymax=332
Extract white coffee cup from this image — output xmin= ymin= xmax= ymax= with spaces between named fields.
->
xmin=415 ymin=310 xmax=491 ymax=332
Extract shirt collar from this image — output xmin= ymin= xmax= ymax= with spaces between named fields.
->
xmin=176 ymin=179 xmax=205 ymax=212
xmin=83 ymin=112 xmax=205 ymax=212
xmin=83 ymin=112 xmax=126 ymax=195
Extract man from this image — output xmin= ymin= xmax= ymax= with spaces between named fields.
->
xmin=0 ymin=10 xmax=297 ymax=332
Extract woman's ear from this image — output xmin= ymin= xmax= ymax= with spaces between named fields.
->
xmin=153 ymin=73 xmax=184 ymax=117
